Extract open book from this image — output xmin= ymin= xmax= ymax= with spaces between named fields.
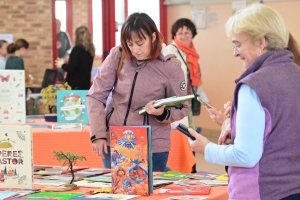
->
xmin=139 ymin=94 xmax=195 ymax=115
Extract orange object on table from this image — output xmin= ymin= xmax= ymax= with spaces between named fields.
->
xmin=31 ymin=119 xmax=195 ymax=172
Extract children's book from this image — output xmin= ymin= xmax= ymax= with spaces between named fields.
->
xmin=0 ymin=191 xmax=19 ymax=199
xmin=24 ymin=192 xmax=83 ymax=200
xmin=200 ymin=179 xmax=228 ymax=186
xmin=52 ymin=123 xmax=82 ymax=132
xmin=26 ymin=124 xmax=51 ymax=129
xmin=0 ymin=70 xmax=26 ymax=124
xmin=155 ymin=171 xmax=188 ymax=180
xmin=158 ymin=185 xmax=211 ymax=195
xmin=188 ymin=171 xmax=221 ymax=180
xmin=110 ymin=126 xmax=153 ymax=196
xmin=75 ymin=168 xmax=110 ymax=177
xmin=139 ymin=94 xmax=195 ymax=114
xmin=84 ymin=175 xmax=112 ymax=183
xmin=33 ymin=179 xmax=69 ymax=186
xmin=87 ymin=193 xmax=140 ymax=200
xmin=162 ymin=196 xmax=208 ymax=200
xmin=57 ymin=90 xmax=89 ymax=124
xmin=0 ymin=125 xmax=33 ymax=189
xmin=215 ymin=173 xmax=229 ymax=181
xmin=73 ymin=180 xmax=112 ymax=188
xmin=0 ymin=188 xmax=40 ymax=198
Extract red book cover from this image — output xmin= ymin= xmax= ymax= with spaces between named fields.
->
xmin=110 ymin=126 xmax=152 ymax=196
xmin=160 ymin=185 xmax=211 ymax=195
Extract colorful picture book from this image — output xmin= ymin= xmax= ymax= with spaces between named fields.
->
xmin=188 ymin=171 xmax=220 ymax=180
xmin=139 ymin=94 xmax=195 ymax=114
xmin=57 ymin=90 xmax=89 ymax=124
xmin=155 ymin=171 xmax=188 ymax=180
xmin=73 ymin=180 xmax=111 ymax=188
xmin=0 ymin=191 xmax=19 ymax=199
xmin=0 ymin=125 xmax=33 ymax=189
xmin=24 ymin=192 xmax=83 ymax=200
xmin=84 ymin=175 xmax=112 ymax=182
xmin=52 ymin=123 xmax=82 ymax=132
xmin=159 ymin=185 xmax=211 ymax=195
xmin=0 ymin=70 xmax=26 ymax=124
xmin=87 ymin=193 xmax=140 ymax=200
xmin=110 ymin=126 xmax=153 ymax=196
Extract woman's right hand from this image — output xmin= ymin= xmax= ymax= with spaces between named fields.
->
xmin=92 ymin=139 xmax=107 ymax=159
xmin=218 ymin=129 xmax=233 ymax=145
xmin=206 ymin=107 xmax=228 ymax=126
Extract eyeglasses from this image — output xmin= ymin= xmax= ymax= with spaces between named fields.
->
xmin=232 ymin=39 xmax=249 ymax=53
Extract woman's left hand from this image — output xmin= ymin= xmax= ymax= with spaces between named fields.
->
xmin=55 ymin=58 xmax=65 ymax=68
xmin=189 ymin=128 xmax=210 ymax=154
xmin=145 ymin=100 xmax=166 ymax=116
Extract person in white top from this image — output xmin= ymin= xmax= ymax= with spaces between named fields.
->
xmin=0 ymin=40 xmax=9 ymax=70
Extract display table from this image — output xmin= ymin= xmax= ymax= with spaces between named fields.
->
xmin=30 ymin=119 xmax=196 ymax=173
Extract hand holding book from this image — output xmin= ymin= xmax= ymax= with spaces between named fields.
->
xmin=139 ymin=94 xmax=195 ymax=115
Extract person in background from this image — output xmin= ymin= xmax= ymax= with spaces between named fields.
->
xmin=55 ymin=26 xmax=95 ymax=90
xmin=86 ymin=12 xmax=189 ymax=172
xmin=189 ymin=4 xmax=300 ymax=199
xmin=0 ymin=40 xmax=9 ymax=70
xmin=5 ymin=39 xmax=29 ymax=70
xmin=166 ymin=18 xmax=209 ymax=173
xmin=56 ymin=19 xmax=72 ymax=59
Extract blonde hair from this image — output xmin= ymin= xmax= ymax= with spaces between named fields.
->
xmin=75 ymin=26 xmax=95 ymax=57
xmin=225 ymin=4 xmax=289 ymax=51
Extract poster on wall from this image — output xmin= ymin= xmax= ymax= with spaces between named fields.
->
xmin=0 ymin=34 xmax=13 ymax=43
xmin=191 ymin=7 xmax=206 ymax=29
xmin=0 ymin=70 xmax=26 ymax=124
xmin=56 ymin=90 xmax=89 ymax=124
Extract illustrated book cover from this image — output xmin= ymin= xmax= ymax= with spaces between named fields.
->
xmin=0 ymin=125 xmax=33 ymax=189
xmin=110 ymin=126 xmax=153 ymax=196
xmin=0 ymin=70 xmax=26 ymax=124
xmin=188 ymin=171 xmax=220 ymax=180
xmin=52 ymin=123 xmax=82 ymax=132
xmin=158 ymin=185 xmax=211 ymax=195
xmin=139 ymin=94 xmax=195 ymax=114
xmin=155 ymin=171 xmax=188 ymax=180
xmin=57 ymin=90 xmax=89 ymax=124
xmin=24 ymin=192 xmax=83 ymax=200
xmin=87 ymin=193 xmax=140 ymax=200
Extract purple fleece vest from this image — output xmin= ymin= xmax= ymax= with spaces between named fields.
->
xmin=229 ymin=50 xmax=300 ymax=200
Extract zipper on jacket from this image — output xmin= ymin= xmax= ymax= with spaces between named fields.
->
xmin=123 ymin=72 xmax=138 ymax=125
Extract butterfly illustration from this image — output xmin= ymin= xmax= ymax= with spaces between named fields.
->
xmin=0 ymin=75 xmax=10 ymax=82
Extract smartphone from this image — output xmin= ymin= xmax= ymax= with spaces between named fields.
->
xmin=176 ymin=123 xmax=196 ymax=141
xmin=197 ymin=96 xmax=213 ymax=109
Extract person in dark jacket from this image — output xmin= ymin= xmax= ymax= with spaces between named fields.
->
xmin=5 ymin=39 xmax=29 ymax=70
xmin=55 ymin=26 xmax=95 ymax=90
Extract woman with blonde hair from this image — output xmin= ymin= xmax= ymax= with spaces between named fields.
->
xmin=56 ymin=26 xmax=95 ymax=89
xmin=188 ymin=4 xmax=300 ymax=199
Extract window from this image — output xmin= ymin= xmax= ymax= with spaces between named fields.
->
xmin=55 ymin=0 xmax=66 ymax=32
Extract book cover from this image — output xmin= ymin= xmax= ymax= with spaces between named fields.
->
xmin=110 ymin=126 xmax=153 ymax=196
xmin=188 ymin=171 xmax=220 ymax=180
xmin=52 ymin=123 xmax=82 ymax=132
xmin=0 ymin=191 xmax=19 ymax=199
xmin=0 ymin=188 xmax=40 ymax=198
xmin=57 ymin=90 xmax=89 ymax=124
xmin=73 ymin=180 xmax=111 ymax=188
xmin=139 ymin=94 xmax=195 ymax=115
xmin=162 ymin=196 xmax=208 ymax=200
xmin=159 ymin=185 xmax=211 ymax=195
xmin=87 ymin=193 xmax=140 ymax=200
xmin=84 ymin=176 xmax=112 ymax=182
xmin=155 ymin=171 xmax=188 ymax=180
xmin=24 ymin=192 xmax=83 ymax=200
xmin=0 ymin=125 xmax=33 ymax=189
xmin=0 ymin=70 xmax=26 ymax=124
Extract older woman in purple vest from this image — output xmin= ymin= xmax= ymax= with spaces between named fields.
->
xmin=188 ymin=4 xmax=300 ymax=200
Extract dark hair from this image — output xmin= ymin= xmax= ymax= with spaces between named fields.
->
xmin=7 ymin=38 xmax=29 ymax=54
xmin=287 ymin=33 xmax=300 ymax=67
xmin=0 ymin=40 xmax=8 ymax=48
xmin=171 ymin=18 xmax=197 ymax=39
xmin=75 ymin=26 xmax=95 ymax=57
xmin=120 ymin=12 xmax=163 ymax=61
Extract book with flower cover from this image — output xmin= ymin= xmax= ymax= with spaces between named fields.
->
xmin=0 ymin=70 xmax=26 ymax=124
xmin=56 ymin=90 xmax=89 ymax=124
xmin=0 ymin=125 xmax=33 ymax=189
xmin=110 ymin=126 xmax=153 ymax=196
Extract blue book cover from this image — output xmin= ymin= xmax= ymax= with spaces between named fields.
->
xmin=56 ymin=90 xmax=89 ymax=124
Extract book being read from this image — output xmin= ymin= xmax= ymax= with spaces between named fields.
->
xmin=139 ymin=94 xmax=195 ymax=115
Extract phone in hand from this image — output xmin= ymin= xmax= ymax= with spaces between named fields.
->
xmin=176 ymin=123 xmax=198 ymax=141
xmin=197 ymin=97 xmax=213 ymax=109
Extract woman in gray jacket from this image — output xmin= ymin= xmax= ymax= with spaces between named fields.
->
xmin=87 ymin=13 xmax=189 ymax=172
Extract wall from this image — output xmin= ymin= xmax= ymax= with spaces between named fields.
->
xmin=167 ymin=1 xmax=300 ymax=131
xmin=0 ymin=0 xmax=53 ymax=84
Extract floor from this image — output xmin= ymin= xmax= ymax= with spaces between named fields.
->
xmin=194 ymin=129 xmax=226 ymax=175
